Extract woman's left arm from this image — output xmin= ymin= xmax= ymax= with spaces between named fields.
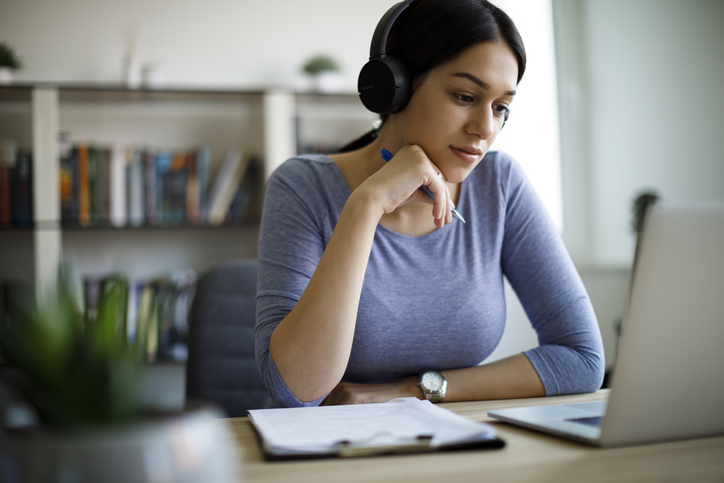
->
xmin=499 ymin=156 xmax=605 ymax=396
xmin=322 ymin=353 xmax=543 ymax=405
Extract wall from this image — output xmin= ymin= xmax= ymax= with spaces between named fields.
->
xmin=4 ymin=0 xmax=720 ymax=371
xmin=555 ymin=0 xmax=724 ymax=268
xmin=0 ymin=0 xmax=390 ymax=90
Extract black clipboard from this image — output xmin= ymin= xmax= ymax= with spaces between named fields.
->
xmin=247 ymin=398 xmax=506 ymax=461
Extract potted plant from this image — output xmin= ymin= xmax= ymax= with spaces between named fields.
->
xmin=0 ymin=42 xmax=23 ymax=84
xmin=0 ymin=272 xmax=239 ymax=482
xmin=302 ymin=54 xmax=341 ymax=93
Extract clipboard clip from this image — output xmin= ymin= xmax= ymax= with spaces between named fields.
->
xmin=336 ymin=432 xmax=433 ymax=458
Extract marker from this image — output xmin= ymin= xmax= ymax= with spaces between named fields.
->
xmin=381 ymin=148 xmax=466 ymax=224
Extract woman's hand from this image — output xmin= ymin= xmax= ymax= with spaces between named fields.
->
xmin=361 ymin=144 xmax=454 ymax=228
xmin=321 ymin=376 xmax=420 ymax=405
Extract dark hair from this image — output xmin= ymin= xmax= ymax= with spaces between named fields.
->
xmin=339 ymin=0 xmax=526 ymax=153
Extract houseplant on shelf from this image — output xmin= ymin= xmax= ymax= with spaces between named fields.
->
xmin=302 ymin=54 xmax=341 ymax=93
xmin=0 ymin=42 xmax=23 ymax=84
xmin=0 ymin=271 xmax=239 ymax=483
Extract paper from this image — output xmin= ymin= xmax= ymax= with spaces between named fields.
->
xmin=247 ymin=397 xmax=497 ymax=456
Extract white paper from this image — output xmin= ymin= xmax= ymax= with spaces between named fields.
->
xmin=247 ymin=397 xmax=497 ymax=455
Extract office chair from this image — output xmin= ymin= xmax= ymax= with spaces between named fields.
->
xmin=185 ymin=258 xmax=275 ymax=417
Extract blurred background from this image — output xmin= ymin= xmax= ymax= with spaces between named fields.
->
xmin=1 ymin=0 xmax=723 ymax=402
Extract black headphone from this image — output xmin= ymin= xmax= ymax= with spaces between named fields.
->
xmin=358 ymin=1 xmax=415 ymax=115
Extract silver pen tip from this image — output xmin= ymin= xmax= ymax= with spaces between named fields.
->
xmin=452 ymin=209 xmax=466 ymax=224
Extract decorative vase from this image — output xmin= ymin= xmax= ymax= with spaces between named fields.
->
xmin=0 ymin=405 xmax=240 ymax=483
xmin=0 ymin=67 xmax=14 ymax=85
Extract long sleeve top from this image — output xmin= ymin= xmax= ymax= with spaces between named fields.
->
xmin=255 ymin=151 xmax=605 ymax=407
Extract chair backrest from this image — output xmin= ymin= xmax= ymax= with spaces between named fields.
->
xmin=185 ymin=259 xmax=275 ymax=417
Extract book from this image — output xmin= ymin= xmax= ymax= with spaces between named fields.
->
xmin=206 ymin=148 xmax=243 ymax=225
xmin=126 ymin=146 xmax=145 ymax=227
xmin=13 ymin=148 xmax=33 ymax=226
xmin=196 ymin=147 xmax=212 ymax=222
xmin=248 ymin=397 xmax=504 ymax=460
xmin=0 ymin=139 xmax=16 ymax=227
xmin=96 ymin=274 xmax=129 ymax=349
xmin=78 ymin=144 xmax=90 ymax=227
xmin=136 ymin=282 xmax=158 ymax=363
xmin=226 ymin=156 xmax=259 ymax=223
xmin=185 ymin=151 xmax=200 ymax=225
xmin=155 ymin=151 xmax=173 ymax=224
xmin=143 ymin=148 xmax=159 ymax=225
xmin=109 ymin=144 xmax=127 ymax=227
xmin=59 ymin=132 xmax=74 ymax=225
xmin=169 ymin=152 xmax=187 ymax=224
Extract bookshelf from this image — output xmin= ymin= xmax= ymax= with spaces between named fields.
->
xmin=0 ymin=84 xmax=377 ymax=300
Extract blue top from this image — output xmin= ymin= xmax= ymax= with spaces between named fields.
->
xmin=255 ymin=152 xmax=605 ymax=407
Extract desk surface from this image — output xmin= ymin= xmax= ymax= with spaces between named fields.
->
xmin=226 ymin=390 xmax=724 ymax=483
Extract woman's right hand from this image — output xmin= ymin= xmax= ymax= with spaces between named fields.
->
xmin=360 ymin=144 xmax=454 ymax=228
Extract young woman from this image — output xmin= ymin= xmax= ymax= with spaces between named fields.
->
xmin=255 ymin=0 xmax=604 ymax=407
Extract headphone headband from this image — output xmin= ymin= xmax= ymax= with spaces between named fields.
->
xmin=369 ymin=0 xmax=415 ymax=59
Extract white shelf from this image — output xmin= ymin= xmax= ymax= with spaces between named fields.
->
xmin=0 ymin=84 xmax=370 ymax=296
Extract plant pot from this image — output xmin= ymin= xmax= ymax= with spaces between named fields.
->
xmin=311 ymin=71 xmax=342 ymax=93
xmin=0 ymin=405 xmax=240 ymax=483
xmin=0 ymin=67 xmax=14 ymax=85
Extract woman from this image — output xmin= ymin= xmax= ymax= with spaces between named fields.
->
xmin=256 ymin=0 xmax=604 ymax=407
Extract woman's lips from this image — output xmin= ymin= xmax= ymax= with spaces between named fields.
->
xmin=451 ymin=146 xmax=482 ymax=164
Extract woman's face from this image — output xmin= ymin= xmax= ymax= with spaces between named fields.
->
xmin=389 ymin=41 xmax=519 ymax=184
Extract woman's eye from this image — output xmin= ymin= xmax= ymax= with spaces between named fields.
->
xmin=454 ymin=93 xmax=474 ymax=103
xmin=494 ymin=105 xmax=511 ymax=120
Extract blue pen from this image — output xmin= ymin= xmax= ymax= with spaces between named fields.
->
xmin=381 ymin=148 xmax=466 ymax=224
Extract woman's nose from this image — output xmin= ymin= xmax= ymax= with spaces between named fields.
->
xmin=466 ymin=107 xmax=497 ymax=140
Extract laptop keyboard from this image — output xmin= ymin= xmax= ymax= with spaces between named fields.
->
xmin=566 ymin=416 xmax=603 ymax=427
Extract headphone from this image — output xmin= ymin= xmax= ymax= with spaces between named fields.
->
xmin=358 ymin=1 xmax=416 ymax=115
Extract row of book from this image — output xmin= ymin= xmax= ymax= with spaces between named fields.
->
xmin=83 ymin=270 xmax=198 ymax=363
xmin=0 ymin=270 xmax=197 ymax=364
xmin=0 ymin=139 xmax=33 ymax=227
xmin=59 ymin=134 xmax=260 ymax=228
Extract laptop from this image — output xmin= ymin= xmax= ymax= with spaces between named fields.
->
xmin=488 ymin=204 xmax=724 ymax=447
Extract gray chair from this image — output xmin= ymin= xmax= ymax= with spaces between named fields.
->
xmin=185 ymin=259 xmax=275 ymax=416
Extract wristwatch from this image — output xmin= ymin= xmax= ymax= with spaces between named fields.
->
xmin=418 ymin=371 xmax=448 ymax=402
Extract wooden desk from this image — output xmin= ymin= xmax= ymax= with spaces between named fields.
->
xmin=225 ymin=390 xmax=724 ymax=483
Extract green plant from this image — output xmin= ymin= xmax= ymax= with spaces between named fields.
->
xmin=302 ymin=55 xmax=339 ymax=75
xmin=0 ymin=273 xmax=143 ymax=427
xmin=0 ymin=42 xmax=23 ymax=69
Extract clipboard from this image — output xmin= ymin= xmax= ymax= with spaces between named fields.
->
xmin=247 ymin=397 xmax=506 ymax=460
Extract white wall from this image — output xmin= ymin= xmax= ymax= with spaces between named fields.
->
xmin=555 ymin=0 xmax=724 ymax=268
xmin=5 ymin=0 xmax=720 ymax=368
xmin=0 ymin=0 xmax=386 ymax=90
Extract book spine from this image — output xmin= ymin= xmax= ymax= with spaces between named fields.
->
xmin=136 ymin=282 xmax=158 ymax=363
xmin=207 ymin=148 xmax=243 ymax=225
xmin=155 ymin=151 xmax=172 ymax=225
xmin=226 ymin=157 xmax=259 ymax=224
xmin=13 ymin=148 xmax=33 ymax=226
xmin=127 ymin=147 xmax=144 ymax=227
xmin=0 ymin=139 xmax=16 ymax=227
xmin=59 ymin=133 xmax=73 ymax=225
xmin=110 ymin=144 xmax=127 ymax=227
xmin=78 ymin=144 xmax=90 ymax=227
xmin=197 ymin=147 xmax=211 ymax=223
xmin=186 ymin=151 xmax=199 ymax=225
xmin=144 ymin=149 xmax=159 ymax=225
xmin=99 ymin=147 xmax=111 ymax=226
xmin=170 ymin=152 xmax=186 ymax=224
xmin=97 ymin=274 xmax=129 ymax=350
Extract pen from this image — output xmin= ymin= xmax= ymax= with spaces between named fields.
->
xmin=381 ymin=148 xmax=466 ymax=223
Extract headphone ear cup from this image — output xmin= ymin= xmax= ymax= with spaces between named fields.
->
xmin=358 ymin=56 xmax=411 ymax=115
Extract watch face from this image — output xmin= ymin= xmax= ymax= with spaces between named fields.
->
xmin=421 ymin=372 xmax=444 ymax=391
